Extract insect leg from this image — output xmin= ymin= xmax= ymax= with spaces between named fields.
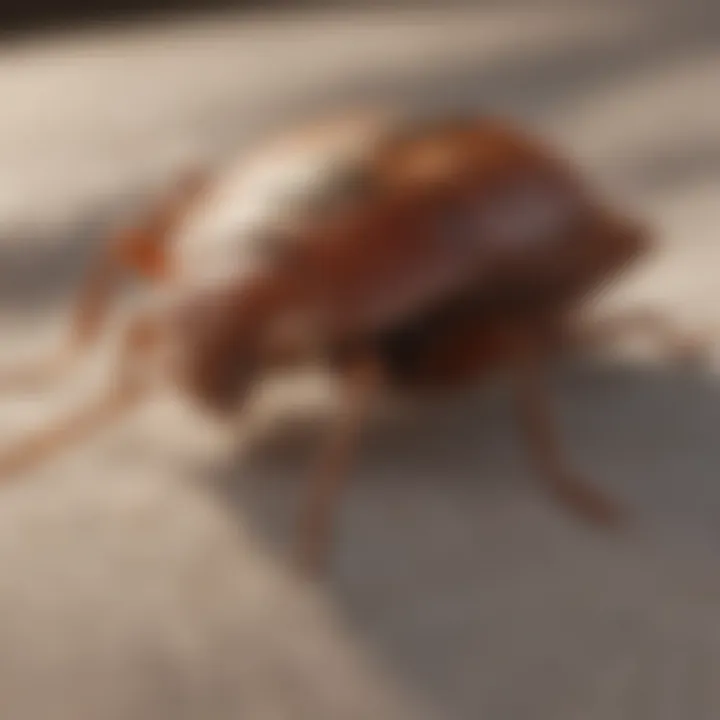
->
xmin=573 ymin=307 xmax=709 ymax=366
xmin=295 ymin=353 xmax=383 ymax=576
xmin=0 ymin=245 xmax=127 ymax=390
xmin=0 ymin=170 xmax=208 ymax=392
xmin=0 ymin=315 xmax=158 ymax=481
xmin=514 ymin=349 xmax=624 ymax=527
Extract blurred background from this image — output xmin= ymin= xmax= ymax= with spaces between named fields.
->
xmin=1 ymin=1 xmax=720 ymax=719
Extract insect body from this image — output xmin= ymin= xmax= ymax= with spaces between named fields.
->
xmin=0 ymin=108 xmax=703 ymax=575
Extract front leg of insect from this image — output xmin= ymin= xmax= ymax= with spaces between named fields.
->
xmin=0 ymin=313 xmax=159 ymax=478
xmin=0 ymin=169 xmax=209 ymax=392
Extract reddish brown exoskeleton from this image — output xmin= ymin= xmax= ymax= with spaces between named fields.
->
xmin=0 ymin=108 xmax=705 ymax=574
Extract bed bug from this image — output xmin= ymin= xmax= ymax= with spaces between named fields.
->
xmin=0 ymin=107 xmax=706 ymax=575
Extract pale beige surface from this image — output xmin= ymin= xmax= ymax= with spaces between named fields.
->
xmin=1 ymin=2 xmax=720 ymax=718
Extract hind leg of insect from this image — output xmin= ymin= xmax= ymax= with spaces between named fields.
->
xmin=0 ymin=314 xmax=159 ymax=481
xmin=295 ymin=352 xmax=384 ymax=577
xmin=574 ymin=306 xmax=709 ymax=366
xmin=0 ymin=169 xmax=207 ymax=392
xmin=402 ymin=319 xmax=624 ymax=528
xmin=513 ymin=347 xmax=624 ymax=527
